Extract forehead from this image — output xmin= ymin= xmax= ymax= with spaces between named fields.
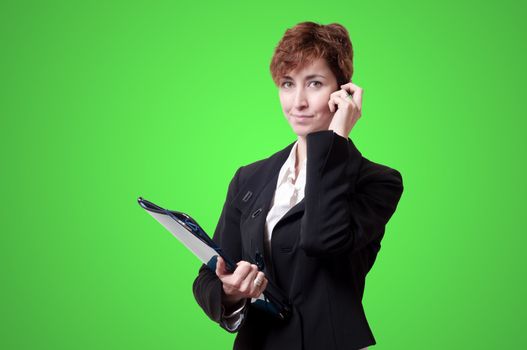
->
xmin=284 ymin=58 xmax=332 ymax=78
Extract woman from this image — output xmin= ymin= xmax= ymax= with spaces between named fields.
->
xmin=192 ymin=21 xmax=404 ymax=350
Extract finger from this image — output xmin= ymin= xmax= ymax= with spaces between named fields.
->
xmin=232 ymin=261 xmax=254 ymax=284
xmin=340 ymin=83 xmax=363 ymax=110
xmin=249 ymin=271 xmax=266 ymax=296
xmin=339 ymin=89 xmax=350 ymax=99
xmin=255 ymin=277 xmax=269 ymax=298
xmin=222 ymin=261 xmax=253 ymax=293
xmin=333 ymin=94 xmax=357 ymax=111
xmin=328 ymin=95 xmax=338 ymax=113
xmin=250 ymin=276 xmax=268 ymax=299
xmin=340 ymin=82 xmax=363 ymax=102
xmin=239 ymin=265 xmax=259 ymax=295
xmin=339 ymin=89 xmax=355 ymax=105
xmin=334 ymin=96 xmax=360 ymax=129
xmin=340 ymin=81 xmax=362 ymax=93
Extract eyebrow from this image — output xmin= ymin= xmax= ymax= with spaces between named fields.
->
xmin=282 ymin=74 xmax=326 ymax=80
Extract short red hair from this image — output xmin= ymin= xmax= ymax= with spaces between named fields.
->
xmin=269 ymin=21 xmax=353 ymax=87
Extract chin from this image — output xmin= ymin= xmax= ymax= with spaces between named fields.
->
xmin=291 ymin=126 xmax=323 ymax=137
xmin=288 ymin=117 xmax=331 ymax=136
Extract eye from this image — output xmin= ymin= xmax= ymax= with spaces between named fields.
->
xmin=281 ymin=81 xmax=293 ymax=88
xmin=310 ymin=81 xmax=323 ymax=87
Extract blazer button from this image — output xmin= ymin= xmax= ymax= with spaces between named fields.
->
xmin=242 ymin=191 xmax=253 ymax=202
xmin=251 ymin=208 xmax=262 ymax=218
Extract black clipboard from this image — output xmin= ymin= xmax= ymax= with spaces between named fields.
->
xmin=137 ymin=197 xmax=291 ymax=321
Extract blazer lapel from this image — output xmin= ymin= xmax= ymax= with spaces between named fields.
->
xmin=246 ymin=171 xmax=280 ymax=258
xmin=235 ymin=138 xmax=314 ymax=272
xmin=237 ymin=140 xmax=298 ymax=267
xmin=275 ymin=197 xmax=305 ymax=228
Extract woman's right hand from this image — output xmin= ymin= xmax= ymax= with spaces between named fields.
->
xmin=215 ymin=256 xmax=268 ymax=308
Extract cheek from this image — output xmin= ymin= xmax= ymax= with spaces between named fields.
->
xmin=279 ymin=95 xmax=289 ymax=110
xmin=314 ymin=95 xmax=332 ymax=112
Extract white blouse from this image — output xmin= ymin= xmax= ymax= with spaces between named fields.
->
xmin=264 ymin=140 xmax=307 ymax=252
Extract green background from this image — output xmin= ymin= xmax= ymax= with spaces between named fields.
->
xmin=2 ymin=0 xmax=525 ymax=349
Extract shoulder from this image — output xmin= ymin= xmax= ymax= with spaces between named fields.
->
xmin=359 ymin=156 xmax=403 ymax=182
xmin=233 ymin=143 xmax=294 ymax=188
xmin=356 ymin=156 xmax=404 ymax=199
xmin=238 ymin=158 xmax=269 ymax=183
xmin=224 ymin=154 xmax=281 ymax=209
xmin=336 ymin=132 xmax=403 ymax=190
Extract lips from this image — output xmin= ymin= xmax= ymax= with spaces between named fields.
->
xmin=293 ymin=115 xmax=313 ymax=118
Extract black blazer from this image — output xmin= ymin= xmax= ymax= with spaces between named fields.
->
xmin=193 ymin=130 xmax=404 ymax=350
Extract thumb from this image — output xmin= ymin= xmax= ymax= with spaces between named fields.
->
xmin=215 ymin=256 xmax=226 ymax=277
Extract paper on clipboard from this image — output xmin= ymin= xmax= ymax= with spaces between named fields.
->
xmin=142 ymin=208 xmax=218 ymax=265
xmin=137 ymin=196 xmax=239 ymax=271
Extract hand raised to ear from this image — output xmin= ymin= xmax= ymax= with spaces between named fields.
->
xmin=328 ymin=82 xmax=363 ymax=138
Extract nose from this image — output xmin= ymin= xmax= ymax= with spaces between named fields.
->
xmin=293 ymin=88 xmax=308 ymax=109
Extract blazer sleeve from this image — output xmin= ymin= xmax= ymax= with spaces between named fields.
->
xmin=299 ymin=130 xmax=404 ymax=257
xmin=192 ymin=166 xmax=249 ymax=333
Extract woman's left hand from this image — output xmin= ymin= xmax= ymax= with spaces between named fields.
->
xmin=327 ymin=82 xmax=363 ymax=138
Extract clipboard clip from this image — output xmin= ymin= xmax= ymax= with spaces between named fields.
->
xmin=254 ymin=249 xmax=265 ymax=271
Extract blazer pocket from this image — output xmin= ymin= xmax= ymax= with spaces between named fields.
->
xmin=279 ymin=246 xmax=293 ymax=253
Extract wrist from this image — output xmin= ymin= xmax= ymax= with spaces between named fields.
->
xmin=330 ymin=128 xmax=347 ymax=139
xmin=221 ymin=291 xmax=244 ymax=312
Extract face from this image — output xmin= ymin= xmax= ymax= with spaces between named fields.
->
xmin=278 ymin=57 xmax=339 ymax=137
